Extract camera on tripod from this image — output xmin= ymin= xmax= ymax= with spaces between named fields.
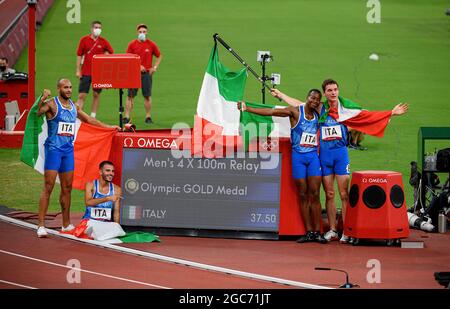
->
xmin=256 ymin=51 xmax=281 ymax=103
xmin=257 ymin=51 xmax=272 ymax=63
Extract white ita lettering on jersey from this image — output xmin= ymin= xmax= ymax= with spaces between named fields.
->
xmin=300 ymin=132 xmax=318 ymax=147
xmin=321 ymin=125 xmax=342 ymax=140
xmin=90 ymin=208 xmax=112 ymax=220
xmin=57 ymin=122 xmax=75 ymax=136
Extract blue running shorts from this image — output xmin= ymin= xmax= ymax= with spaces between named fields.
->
xmin=319 ymin=146 xmax=350 ymax=176
xmin=44 ymin=146 xmax=74 ymax=173
xmin=291 ymin=150 xmax=322 ymax=180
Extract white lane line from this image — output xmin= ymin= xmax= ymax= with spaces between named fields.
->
xmin=0 ymin=249 xmax=171 ymax=289
xmin=0 ymin=279 xmax=37 ymax=289
xmin=0 ymin=214 xmax=331 ymax=289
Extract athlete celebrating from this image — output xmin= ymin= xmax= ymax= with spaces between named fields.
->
xmin=83 ymin=161 xmax=121 ymax=223
xmin=36 ymin=79 xmax=120 ymax=238
xmin=272 ymin=80 xmax=408 ymax=243
xmin=318 ymin=79 xmax=408 ymax=243
xmin=238 ymin=89 xmax=327 ymax=244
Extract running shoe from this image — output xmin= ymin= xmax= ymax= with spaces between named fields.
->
xmin=37 ymin=226 xmax=48 ymax=238
xmin=61 ymin=224 xmax=75 ymax=232
xmin=324 ymin=229 xmax=339 ymax=241
xmin=296 ymin=231 xmax=315 ymax=243
xmin=314 ymin=231 xmax=328 ymax=244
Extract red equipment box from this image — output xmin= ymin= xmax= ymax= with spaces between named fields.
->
xmin=91 ymin=54 xmax=141 ymax=89
xmin=344 ymin=171 xmax=409 ymax=243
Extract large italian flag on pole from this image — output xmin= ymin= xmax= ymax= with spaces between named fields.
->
xmin=319 ymin=96 xmax=393 ymax=137
xmin=20 ymin=96 xmax=117 ymax=190
xmin=192 ymin=45 xmax=247 ymax=157
xmin=193 ymin=45 xmax=290 ymax=155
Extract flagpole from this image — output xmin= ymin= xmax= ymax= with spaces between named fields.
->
xmin=213 ymin=34 xmax=272 ymax=92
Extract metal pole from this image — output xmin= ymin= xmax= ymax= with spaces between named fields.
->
xmin=213 ymin=33 xmax=272 ymax=91
xmin=119 ymin=89 xmax=123 ymax=129
xmin=261 ymin=60 xmax=266 ymax=104
xmin=27 ymin=0 xmax=36 ymax=109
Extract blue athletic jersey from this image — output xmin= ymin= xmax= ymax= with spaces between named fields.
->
xmin=291 ymin=105 xmax=319 ymax=153
xmin=44 ymin=96 xmax=77 ymax=152
xmin=319 ymin=105 xmax=348 ymax=151
xmin=83 ymin=180 xmax=115 ymax=221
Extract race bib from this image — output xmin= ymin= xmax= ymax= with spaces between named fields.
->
xmin=57 ymin=122 xmax=75 ymax=136
xmin=90 ymin=208 xmax=112 ymax=221
xmin=321 ymin=125 xmax=342 ymax=141
xmin=300 ymin=132 xmax=318 ymax=147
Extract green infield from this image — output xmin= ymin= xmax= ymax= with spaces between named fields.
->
xmin=3 ymin=0 xmax=449 ymax=213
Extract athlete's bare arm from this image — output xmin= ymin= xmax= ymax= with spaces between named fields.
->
xmin=238 ymin=101 xmax=294 ymax=117
xmin=37 ymin=89 xmax=57 ymax=118
xmin=84 ymin=181 xmax=117 ymax=207
xmin=238 ymin=101 xmax=299 ymax=127
xmin=76 ymin=104 xmax=121 ymax=130
xmin=270 ymin=88 xmax=305 ymax=107
xmin=113 ymin=185 xmax=122 ymax=223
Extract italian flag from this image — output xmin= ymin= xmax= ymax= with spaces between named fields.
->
xmin=193 ymin=45 xmax=290 ymax=155
xmin=319 ymin=96 xmax=393 ymax=137
xmin=126 ymin=205 xmax=142 ymax=220
xmin=20 ymin=96 xmax=117 ymax=190
xmin=239 ymin=101 xmax=291 ymax=151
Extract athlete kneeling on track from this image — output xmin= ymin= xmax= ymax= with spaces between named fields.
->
xmin=83 ymin=161 xmax=122 ymax=223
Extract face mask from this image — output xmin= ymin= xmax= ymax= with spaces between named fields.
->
xmin=93 ymin=28 xmax=102 ymax=37
xmin=138 ymin=33 xmax=146 ymax=41
xmin=0 ymin=66 xmax=6 ymax=71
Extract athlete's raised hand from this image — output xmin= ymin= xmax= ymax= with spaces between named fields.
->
xmin=270 ymin=88 xmax=282 ymax=99
xmin=41 ymin=89 xmax=51 ymax=101
xmin=392 ymin=103 xmax=409 ymax=116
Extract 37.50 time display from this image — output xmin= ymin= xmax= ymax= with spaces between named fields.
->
xmin=250 ymin=213 xmax=277 ymax=224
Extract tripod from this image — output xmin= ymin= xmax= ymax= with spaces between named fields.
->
xmin=260 ymin=53 xmax=273 ymax=104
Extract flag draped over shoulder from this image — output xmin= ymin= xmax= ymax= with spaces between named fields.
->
xmin=239 ymin=101 xmax=290 ymax=151
xmin=20 ymin=96 xmax=117 ymax=190
xmin=192 ymin=45 xmax=247 ymax=156
xmin=319 ymin=96 xmax=393 ymax=137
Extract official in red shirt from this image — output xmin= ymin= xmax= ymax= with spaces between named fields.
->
xmin=124 ymin=23 xmax=162 ymax=124
xmin=76 ymin=21 xmax=114 ymax=118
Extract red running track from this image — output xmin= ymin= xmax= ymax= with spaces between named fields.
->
xmin=1 ymin=215 xmax=449 ymax=289
xmin=0 ymin=221 xmax=296 ymax=289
